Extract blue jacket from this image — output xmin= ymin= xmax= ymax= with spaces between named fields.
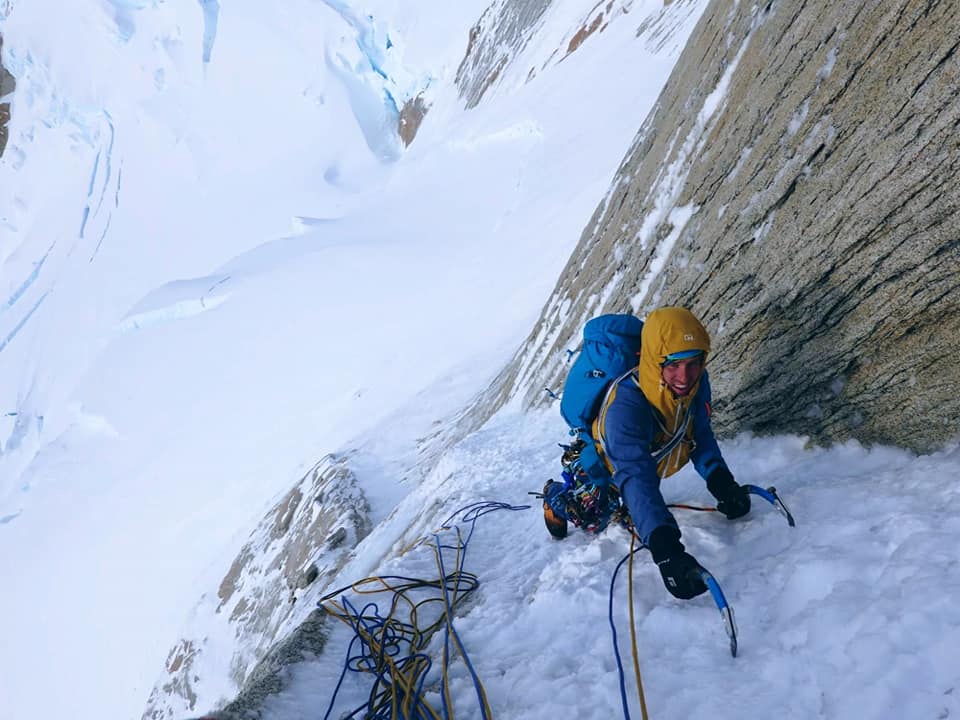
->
xmin=599 ymin=370 xmax=729 ymax=544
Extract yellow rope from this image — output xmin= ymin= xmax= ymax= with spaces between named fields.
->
xmin=627 ymin=533 xmax=650 ymax=720
xmin=431 ymin=525 xmax=494 ymax=720
xmin=436 ymin=534 xmax=458 ymax=718
xmin=320 ymin=599 xmax=444 ymax=720
xmin=318 ymin=524 xmax=492 ymax=719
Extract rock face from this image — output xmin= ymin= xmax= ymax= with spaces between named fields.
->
xmin=0 ymin=33 xmax=14 ymax=157
xmin=455 ymin=0 xmax=553 ymax=108
xmin=143 ymin=455 xmax=371 ymax=720
xmin=398 ymin=93 xmax=428 ymax=146
xmin=471 ymin=0 xmax=960 ymax=452
xmin=454 ymin=0 xmax=671 ymax=107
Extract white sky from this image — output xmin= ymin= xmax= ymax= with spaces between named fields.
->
xmin=1 ymin=1 xmax=957 ymax=719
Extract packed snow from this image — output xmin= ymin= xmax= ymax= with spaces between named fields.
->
xmin=1 ymin=1 xmax=958 ymax=719
xmin=277 ymin=411 xmax=960 ymax=720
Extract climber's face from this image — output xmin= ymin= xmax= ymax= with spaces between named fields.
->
xmin=661 ymin=355 xmax=704 ymax=397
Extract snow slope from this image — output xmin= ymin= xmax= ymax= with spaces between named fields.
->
xmin=278 ymin=408 xmax=960 ymax=720
xmin=2 ymin=1 xmax=957 ymax=719
xmin=0 ymin=1 xmax=708 ymax=718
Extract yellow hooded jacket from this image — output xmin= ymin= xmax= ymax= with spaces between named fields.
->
xmin=594 ymin=307 xmax=711 ymax=478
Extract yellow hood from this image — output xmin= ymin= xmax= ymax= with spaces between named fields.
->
xmin=638 ymin=308 xmax=712 ymax=468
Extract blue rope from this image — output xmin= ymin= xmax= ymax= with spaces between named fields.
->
xmin=433 ymin=529 xmax=488 ymax=720
xmin=321 ymin=499 xmax=528 ymax=719
xmin=608 ymin=545 xmax=644 ymax=720
xmin=431 ymin=500 xmax=528 ymax=720
xmin=322 ymin=595 xmax=436 ymax=720
xmin=322 ymin=617 xmax=356 ymax=720
xmin=439 ymin=500 xmax=530 ymax=536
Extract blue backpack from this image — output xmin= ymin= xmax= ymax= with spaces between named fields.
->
xmin=559 ymin=313 xmax=643 ymax=487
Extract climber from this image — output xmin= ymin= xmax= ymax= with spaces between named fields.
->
xmin=592 ymin=307 xmax=750 ymax=599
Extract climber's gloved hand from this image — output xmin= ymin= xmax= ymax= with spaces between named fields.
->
xmin=706 ymin=467 xmax=751 ymax=520
xmin=647 ymin=525 xmax=708 ymax=600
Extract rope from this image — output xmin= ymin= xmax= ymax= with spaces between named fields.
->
xmin=433 ymin=528 xmax=492 ymax=720
xmin=433 ymin=502 xmax=527 ymax=720
xmin=319 ymin=500 xmax=527 ymax=719
xmin=609 ymin=537 xmax=650 ymax=720
xmin=626 ymin=534 xmax=650 ymax=720
xmin=321 ymin=592 xmax=445 ymax=720
xmin=666 ymin=502 xmax=717 ymax=513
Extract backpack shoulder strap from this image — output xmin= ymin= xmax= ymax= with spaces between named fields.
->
xmin=593 ymin=368 xmax=638 ymax=458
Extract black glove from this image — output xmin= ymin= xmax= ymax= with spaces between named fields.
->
xmin=647 ymin=525 xmax=707 ymax=600
xmin=707 ymin=467 xmax=751 ymax=520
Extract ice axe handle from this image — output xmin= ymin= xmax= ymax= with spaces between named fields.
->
xmin=744 ymin=484 xmax=796 ymax=527
xmin=692 ymin=567 xmax=738 ymax=658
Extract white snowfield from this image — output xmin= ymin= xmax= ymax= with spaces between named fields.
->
xmin=263 ymin=409 xmax=960 ymax=720
xmin=0 ymin=1 xmax=957 ymax=719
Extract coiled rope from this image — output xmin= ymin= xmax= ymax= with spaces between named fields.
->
xmin=319 ymin=500 xmax=528 ymax=719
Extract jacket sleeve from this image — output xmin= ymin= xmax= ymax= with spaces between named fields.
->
xmin=689 ymin=372 xmax=729 ymax=482
xmin=601 ymin=381 xmax=678 ymax=544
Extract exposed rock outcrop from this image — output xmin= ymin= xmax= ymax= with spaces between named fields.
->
xmin=143 ymin=455 xmax=371 ymax=720
xmin=0 ymin=33 xmax=14 ymax=157
xmin=455 ymin=0 xmax=553 ymax=108
xmin=398 ymin=93 xmax=428 ymax=146
xmin=467 ymin=0 xmax=960 ymax=452
xmin=563 ymin=0 xmax=629 ymax=57
xmin=455 ymin=0 xmax=699 ymax=101
xmin=204 ymin=608 xmax=330 ymax=720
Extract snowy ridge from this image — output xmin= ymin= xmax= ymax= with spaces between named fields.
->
xmin=118 ymin=276 xmax=232 ymax=335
